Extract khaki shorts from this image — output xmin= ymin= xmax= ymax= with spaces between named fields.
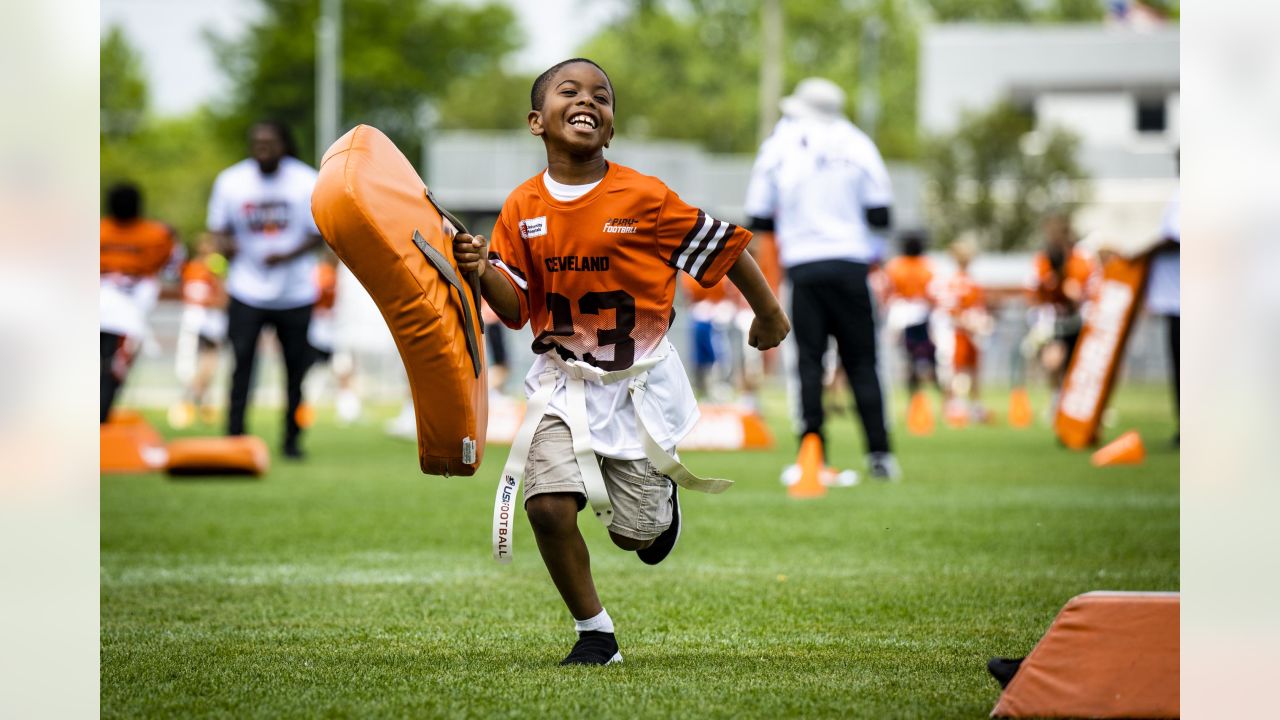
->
xmin=525 ymin=415 xmax=674 ymax=541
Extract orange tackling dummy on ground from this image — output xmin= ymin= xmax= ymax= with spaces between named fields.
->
xmin=312 ymin=125 xmax=488 ymax=476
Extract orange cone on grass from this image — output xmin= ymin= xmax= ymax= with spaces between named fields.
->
xmin=789 ymin=433 xmax=827 ymax=499
xmin=906 ymin=391 xmax=934 ymax=436
xmin=1091 ymin=430 xmax=1145 ymax=467
xmin=1009 ymin=386 xmax=1033 ymax=428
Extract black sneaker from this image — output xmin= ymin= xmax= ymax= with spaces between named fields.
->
xmin=559 ymin=630 xmax=622 ymax=666
xmin=987 ymin=656 xmax=1024 ymax=689
xmin=283 ymin=442 xmax=306 ymax=460
xmin=637 ymin=483 xmax=680 ymax=566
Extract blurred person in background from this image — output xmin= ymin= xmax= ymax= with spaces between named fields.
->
xmin=482 ymin=301 xmax=511 ymax=396
xmin=1025 ymin=210 xmax=1095 ymax=409
xmin=100 ymin=181 xmax=177 ymax=423
xmin=934 ymin=235 xmax=994 ymax=425
xmin=680 ymin=274 xmax=735 ymax=401
xmin=170 ymin=233 xmax=229 ymax=428
xmin=883 ymin=231 xmax=939 ymax=397
xmin=745 ymin=77 xmax=899 ymax=480
xmin=1147 ymin=151 xmax=1180 ymax=445
xmin=207 ymin=121 xmax=322 ymax=459
xmin=294 ymin=251 xmax=341 ymax=429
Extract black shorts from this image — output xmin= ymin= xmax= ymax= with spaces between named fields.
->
xmin=903 ymin=322 xmax=935 ymax=364
xmin=485 ymin=322 xmax=507 ymax=367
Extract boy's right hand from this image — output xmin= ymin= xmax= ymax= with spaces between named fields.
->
xmin=453 ymin=233 xmax=489 ymax=276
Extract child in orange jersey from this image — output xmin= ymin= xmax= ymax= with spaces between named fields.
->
xmin=171 ymin=233 xmax=229 ymax=427
xmin=935 ymin=235 xmax=993 ymax=424
xmin=453 ymin=58 xmax=789 ymax=666
xmin=1025 ymin=212 xmax=1095 ymax=400
xmin=100 ymin=182 xmax=177 ymax=422
xmin=883 ymin=232 xmax=939 ymax=394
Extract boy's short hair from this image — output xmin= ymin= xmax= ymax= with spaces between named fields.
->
xmin=530 ymin=58 xmax=615 ymax=111
xmin=106 ymin=182 xmax=142 ymax=221
xmin=900 ymin=231 xmax=927 ymax=257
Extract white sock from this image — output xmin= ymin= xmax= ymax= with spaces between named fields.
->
xmin=574 ymin=608 xmax=614 ymax=634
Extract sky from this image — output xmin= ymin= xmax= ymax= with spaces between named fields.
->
xmin=100 ymin=0 xmax=616 ymax=116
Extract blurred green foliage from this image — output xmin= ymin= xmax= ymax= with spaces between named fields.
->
xmin=208 ymin=0 xmax=523 ymax=164
xmin=101 ymin=27 xmax=239 ymax=244
xmin=100 ymin=26 xmax=148 ymax=139
xmin=921 ymin=102 xmax=1086 ymax=251
xmin=100 ymin=109 xmax=242 ymax=246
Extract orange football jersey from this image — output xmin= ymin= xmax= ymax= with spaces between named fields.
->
xmin=1030 ymin=249 xmax=1094 ymax=308
xmin=488 ymin=163 xmax=752 ymax=371
xmin=314 ymin=262 xmax=337 ymax=311
xmin=100 ymin=218 xmax=175 ymax=278
xmin=938 ymin=270 xmax=983 ymax=318
xmin=180 ymin=258 xmax=226 ymax=308
xmin=884 ymin=255 xmax=934 ymax=301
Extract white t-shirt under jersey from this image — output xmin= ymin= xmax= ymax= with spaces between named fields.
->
xmin=744 ymin=116 xmax=894 ymax=267
xmin=520 ymin=170 xmax=698 ymax=460
xmin=207 ymin=156 xmax=320 ymax=309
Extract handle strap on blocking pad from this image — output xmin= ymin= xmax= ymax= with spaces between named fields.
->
xmin=412 ymin=230 xmax=482 ymax=378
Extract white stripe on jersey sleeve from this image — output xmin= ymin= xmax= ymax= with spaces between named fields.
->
xmin=688 ymin=221 xmax=730 ymax=279
xmin=674 ymin=213 xmax=715 ymax=271
xmin=490 ymin=258 xmax=528 ymax=290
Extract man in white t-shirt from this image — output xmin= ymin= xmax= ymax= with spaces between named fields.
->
xmin=744 ymin=77 xmax=899 ymax=480
xmin=1147 ymin=158 xmax=1180 ymax=445
xmin=207 ymin=121 xmax=322 ymax=458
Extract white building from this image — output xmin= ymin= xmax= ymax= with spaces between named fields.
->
xmin=919 ymin=23 xmax=1180 ymax=240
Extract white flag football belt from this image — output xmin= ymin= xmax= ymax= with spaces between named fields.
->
xmin=492 ymin=341 xmax=733 ymax=563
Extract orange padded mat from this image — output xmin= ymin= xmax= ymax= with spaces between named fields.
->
xmin=992 ymin=591 xmax=1179 ymax=718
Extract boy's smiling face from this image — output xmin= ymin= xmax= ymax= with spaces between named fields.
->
xmin=529 ymin=62 xmax=615 ymax=157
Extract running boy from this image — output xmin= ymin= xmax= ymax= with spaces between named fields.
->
xmin=452 ymin=59 xmax=789 ymax=666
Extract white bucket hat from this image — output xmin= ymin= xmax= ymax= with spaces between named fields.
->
xmin=780 ymin=77 xmax=847 ymax=122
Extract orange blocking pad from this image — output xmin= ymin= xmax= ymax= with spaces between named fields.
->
xmin=165 ymin=436 xmax=270 ymax=477
xmin=679 ymin=404 xmax=775 ymax=451
xmin=312 ymin=124 xmax=487 ymax=477
xmin=992 ymin=591 xmax=1179 ymax=719
xmin=1054 ymin=255 xmax=1149 ymax=449
xmin=101 ymin=412 xmax=166 ymax=473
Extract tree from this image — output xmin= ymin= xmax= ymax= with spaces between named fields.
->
xmin=101 ymin=110 xmax=243 ymax=244
xmin=921 ymin=102 xmax=1086 ymax=251
xmin=208 ymin=0 xmax=523 ymax=164
xmin=101 ymin=25 xmax=149 ymax=138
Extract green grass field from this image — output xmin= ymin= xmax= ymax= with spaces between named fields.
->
xmin=102 ymin=386 xmax=1178 ymax=719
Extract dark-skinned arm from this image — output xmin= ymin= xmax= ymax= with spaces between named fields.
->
xmin=452 ymin=233 xmax=522 ymax=325
xmin=726 ymin=251 xmax=789 ymax=350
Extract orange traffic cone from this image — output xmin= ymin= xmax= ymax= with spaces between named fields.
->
xmin=1091 ymin=430 xmax=1145 ymax=467
xmin=906 ymin=391 xmax=935 ymax=436
xmin=295 ymin=403 xmax=315 ymax=429
xmin=789 ymin=433 xmax=827 ymax=499
xmin=1009 ymin=386 xmax=1033 ymax=428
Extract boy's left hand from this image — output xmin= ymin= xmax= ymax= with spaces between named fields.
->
xmin=748 ymin=307 xmax=790 ymax=350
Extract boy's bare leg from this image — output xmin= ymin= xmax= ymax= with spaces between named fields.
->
xmin=526 ymin=493 xmax=603 ymax=620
